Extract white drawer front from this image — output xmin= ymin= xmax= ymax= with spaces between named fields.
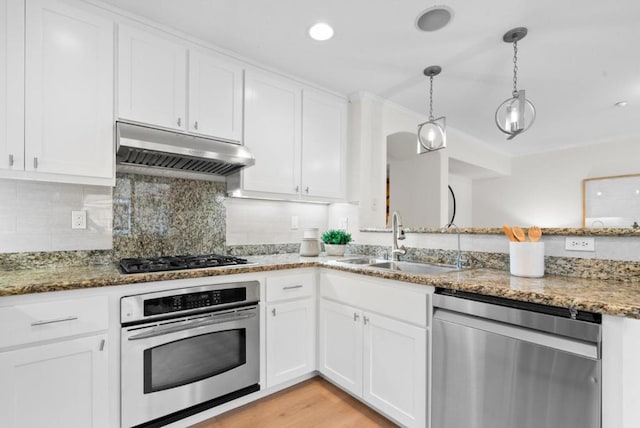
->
xmin=320 ymin=271 xmax=429 ymax=327
xmin=266 ymin=272 xmax=313 ymax=302
xmin=0 ymin=296 xmax=108 ymax=348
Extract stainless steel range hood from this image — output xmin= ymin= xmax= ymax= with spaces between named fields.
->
xmin=116 ymin=121 xmax=254 ymax=178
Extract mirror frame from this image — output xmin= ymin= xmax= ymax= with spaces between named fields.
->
xmin=582 ymin=173 xmax=640 ymax=228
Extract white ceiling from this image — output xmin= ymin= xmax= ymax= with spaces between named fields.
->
xmin=99 ymin=0 xmax=640 ymax=157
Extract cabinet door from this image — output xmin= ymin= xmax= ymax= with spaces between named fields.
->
xmin=24 ymin=0 xmax=113 ymax=179
xmin=118 ymin=24 xmax=187 ymax=131
xmin=301 ymin=89 xmax=347 ymax=200
xmin=318 ymin=299 xmax=363 ymax=396
xmin=188 ymin=51 xmax=243 ymax=142
xmin=363 ymin=312 xmax=427 ymax=428
xmin=0 ymin=334 xmax=108 ymax=428
xmin=243 ymin=69 xmax=301 ymax=195
xmin=266 ymin=299 xmax=316 ymax=388
xmin=0 ymin=0 xmax=24 ymax=172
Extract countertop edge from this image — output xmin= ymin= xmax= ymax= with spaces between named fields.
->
xmin=2 ymin=257 xmax=639 ymax=319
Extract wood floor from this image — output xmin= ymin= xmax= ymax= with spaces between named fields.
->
xmin=192 ymin=377 xmax=397 ymax=428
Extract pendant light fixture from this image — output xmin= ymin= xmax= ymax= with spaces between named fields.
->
xmin=417 ymin=66 xmax=446 ymax=153
xmin=495 ymin=27 xmax=536 ymax=140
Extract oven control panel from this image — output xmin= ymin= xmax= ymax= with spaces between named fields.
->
xmin=120 ymin=281 xmax=260 ymax=324
xmin=144 ymin=288 xmax=246 ymax=317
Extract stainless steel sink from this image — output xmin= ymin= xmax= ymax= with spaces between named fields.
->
xmin=333 ymin=257 xmax=379 ymax=265
xmin=368 ymin=260 xmax=459 ymax=275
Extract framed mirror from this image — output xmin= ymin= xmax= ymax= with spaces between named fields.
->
xmin=583 ymin=174 xmax=640 ymax=228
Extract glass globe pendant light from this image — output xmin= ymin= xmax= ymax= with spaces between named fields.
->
xmin=417 ymin=66 xmax=446 ymax=153
xmin=495 ymin=27 xmax=536 ymax=140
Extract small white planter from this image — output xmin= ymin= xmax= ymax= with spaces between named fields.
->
xmin=324 ymin=244 xmax=347 ymax=256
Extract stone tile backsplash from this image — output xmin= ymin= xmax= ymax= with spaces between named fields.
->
xmin=112 ymin=173 xmax=226 ymax=260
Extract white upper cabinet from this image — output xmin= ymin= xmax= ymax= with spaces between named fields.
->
xmin=118 ymin=25 xmax=244 ymax=142
xmin=0 ymin=0 xmax=24 ymax=173
xmin=301 ymin=89 xmax=347 ymax=200
xmin=243 ymin=69 xmax=301 ymax=195
xmin=188 ymin=51 xmax=243 ymax=142
xmin=24 ymin=0 xmax=114 ymax=180
xmin=118 ymin=24 xmax=187 ymax=131
xmin=232 ymin=68 xmax=347 ymax=201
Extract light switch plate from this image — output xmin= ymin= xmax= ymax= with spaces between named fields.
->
xmin=565 ymin=237 xmax=595 ymax=252
xmin=291 ymin=215 xmax=299 ymax=230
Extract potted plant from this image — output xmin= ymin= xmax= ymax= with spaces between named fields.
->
xmin=321 ymin=229 xmax=352 ymax=256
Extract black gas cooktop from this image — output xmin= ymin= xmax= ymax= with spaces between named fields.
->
xmin=119 ymin=254 xmax=250 ymax=274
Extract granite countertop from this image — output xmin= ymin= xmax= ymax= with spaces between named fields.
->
xmin=1 ymin=253 xmax=640 ymax=319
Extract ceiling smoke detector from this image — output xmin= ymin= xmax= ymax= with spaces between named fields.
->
xmin=415 ymin=6 xmax=454 ymax=32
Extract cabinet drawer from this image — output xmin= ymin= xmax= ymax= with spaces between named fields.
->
xmin=0 ymin=296 xmax=108 ymax=348
xmin=266 ymin=271 xmax=313 ymax=302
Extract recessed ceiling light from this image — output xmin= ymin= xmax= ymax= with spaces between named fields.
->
xmin=614 ymin=101 xmax=628 ymax=107
xmin=415 ymin=6 xmax=454 ymax=32
xmin=308 ymin=22 xmax=334 ymax=41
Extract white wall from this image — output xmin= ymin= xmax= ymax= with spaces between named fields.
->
xmin=224 ymin=198 xmax=329 ymax=245
xmin=473 ymin=138 xmax=640 ymax=227
xmin=350 ymin=92 xmax=511 ymax=229
xmin=0 ymin=179 xmax=112 ymax=252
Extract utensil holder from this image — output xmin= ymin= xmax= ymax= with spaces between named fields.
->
xmin=509 ymin=242 xmax=545 ymax=278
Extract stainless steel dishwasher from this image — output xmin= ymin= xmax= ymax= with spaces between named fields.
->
xmin=432 ymin=289 xmax=601 ymax=428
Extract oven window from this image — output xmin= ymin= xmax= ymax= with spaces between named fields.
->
xmin=143 ymin=329 xmax=246 ymax=393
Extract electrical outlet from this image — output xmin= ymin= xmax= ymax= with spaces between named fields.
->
xmin=291 ymin=215 xmax=299 ymax=230
xmin=339 ymin=217 xmax=348 ymax=230
xmin=71 ymin=210 xmax=87 ymax=229
xmin=565 ymin=237 xmax=595 ymax=252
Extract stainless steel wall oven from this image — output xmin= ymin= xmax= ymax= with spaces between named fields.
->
xmin=120 ymin=281 xmax=260 ymax=428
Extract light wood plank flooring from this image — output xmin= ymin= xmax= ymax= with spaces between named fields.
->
xmin=192 ymin=377 xmax=397 ymax=428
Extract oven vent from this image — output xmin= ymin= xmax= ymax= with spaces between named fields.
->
xmin=116 ymin=121 xmax=254 ymax=178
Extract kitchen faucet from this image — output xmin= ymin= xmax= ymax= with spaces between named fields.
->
xmin=391 ymin=211 xmax=407 ymax=261
xmin=442 ymin=222 xmax=462 ymax=269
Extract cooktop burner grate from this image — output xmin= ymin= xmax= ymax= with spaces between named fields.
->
xmin=119 ymin=254 xmax=249 ymax=274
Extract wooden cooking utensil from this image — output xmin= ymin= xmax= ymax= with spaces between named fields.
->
xmin=511 ymin=226 xmax=526 ymax=242
xmin=502 ymin=224 xmax=517 ymax=242
xmin=528 ymin=226 xmax=542 ymax=242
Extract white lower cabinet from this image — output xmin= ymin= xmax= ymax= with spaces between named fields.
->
xmin=319 ymin=299 xmax=427 ymax=427
xmin=362 ymin=311 xmax=427 ymax=427
xmin=266 ymin=298 xmax=316 ymax=388
xmin=264 ymin=270 xmax=316 ymax=389
xmin=0 ymin=334 xmax=108 ymax=428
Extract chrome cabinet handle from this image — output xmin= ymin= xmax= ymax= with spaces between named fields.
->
xmin=305 ymin=186 xmax=309 ymax=193
xmin=8 ymin=154 xmax=13 ymax=166
xmin=31 ymin=315 xmax=78 ymax=327
xmin=194 ymin=121 xmax=198 ymax=130
xmin=354 ymin=313 xmax=359 ymax=322
xmin=99 ymin=339 xmax=105 ymax=351
xmin=272 ymin=308 xmax=276 ymax=316
xmin=363 ymin=316 xmax=369 ymax=325
xmin=177 ymin=117 xmax=182 ymax=126
xmin=283 ymin=285 xmax=303 ymax=290
xmin=33 ymin=157 xmax=38 ymax=169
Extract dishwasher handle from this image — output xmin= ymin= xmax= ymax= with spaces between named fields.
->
xmin=433 ymin=292 xmax=601 ymax=344
xmin=434 ymin=308 xmax=599 ymax=359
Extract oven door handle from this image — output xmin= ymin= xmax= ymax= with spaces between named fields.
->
xmin=127 ymin=312 xmax=256 ymax=341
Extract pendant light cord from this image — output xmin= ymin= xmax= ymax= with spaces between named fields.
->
xmin=512 ymin=41 xmax=519 ymax=96
xmin=429 ymin=75 xmax=434 ymax=120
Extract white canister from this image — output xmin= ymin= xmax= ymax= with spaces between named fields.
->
xmin=509 ymin=241 xmax=545 ymax=278
xmin=300 ymin=238 xmax=320 ymax=257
